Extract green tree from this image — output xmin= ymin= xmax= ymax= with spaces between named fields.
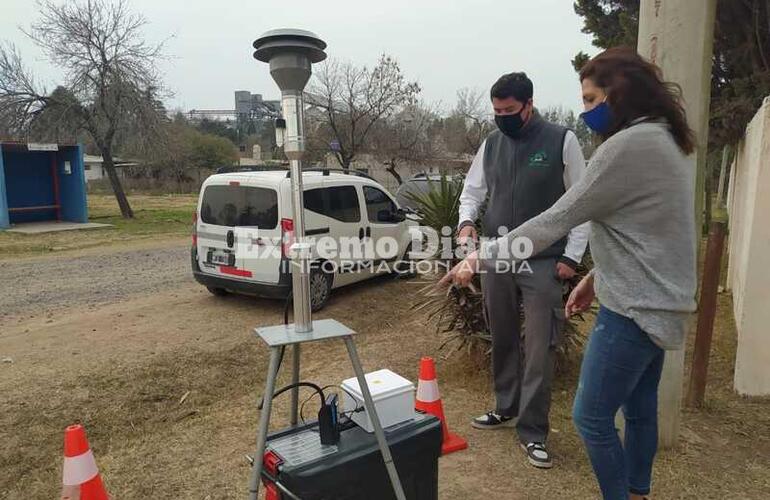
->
xmin=571 ymin=0 xmax=770 ymax=149
xmin=196 ymin=118 xmax=238 ymax=145
xmin=128 ymin=119 xmax=237 ymax=185
xmin=188 ymin=131 xmax=238 ymax=172
xmin=25 ymin=86 xmax=83 ymax=142
xmin=572 ymin=0 xmax=640 ymax=72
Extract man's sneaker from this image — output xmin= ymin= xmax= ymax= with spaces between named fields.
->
xmin=471 ymin=411 xmax=515 ymax=430
xmin=520 ymin=442 xmax=553 ymax=469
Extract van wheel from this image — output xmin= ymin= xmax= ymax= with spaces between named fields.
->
xmin=394 ymin=244 xmax=417 ymax=279
xmin=309 ymin=267 xmax=333 ymax=312
xmin=206 ymin=286 xmax=229 ymax=297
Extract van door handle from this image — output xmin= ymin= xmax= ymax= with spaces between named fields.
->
xmin=365 ymin=227 xmax=371 ymax=238
xmin=359 ymin=227 xmax=365 ymax=239
xmin=306 ymin=227 xmax=329 ymax=236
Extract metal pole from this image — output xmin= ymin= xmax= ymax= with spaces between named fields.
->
xmin=686 ymin=221 xmax=727 ymax=407
xmin=282 ymin=90 xmax=313 ymax=333
xmin=248 ymin=346 xmax=283 ymax=500
xmin=343 ymin=337 xmax=406 ymax=500
xmin=290 ymin=343 xmax=301 ymax=425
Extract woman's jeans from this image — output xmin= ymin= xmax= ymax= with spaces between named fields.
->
xmin=573 ymin=306 xmax=665 ymax=499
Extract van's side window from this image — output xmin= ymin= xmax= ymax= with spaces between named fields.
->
xmin=303 ymin=186 xmax=360 ymax=223
xmin=363 ymin=186 xmax=397 ymax=223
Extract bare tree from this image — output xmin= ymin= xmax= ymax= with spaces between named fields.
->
xmin=0 ymin=0 xmax=167 ymax=218
xmin=370 ymin=102 xmax=438 ymax=185
xmin=309 ymin=54 xmax=421 ymax=171
xmin=454 ymin=87 xmax=493 ymax=154
xmin=541 ymin=105 xmax=595 ymax=157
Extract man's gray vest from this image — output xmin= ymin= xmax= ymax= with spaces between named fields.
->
xmin=482 ymin=114 xmax=570 ymax=259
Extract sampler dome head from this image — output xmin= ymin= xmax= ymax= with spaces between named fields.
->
xmin=252 ymin=28 xmax=327 ymax=92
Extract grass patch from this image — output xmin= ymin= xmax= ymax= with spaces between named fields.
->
xmin=0 ymin=194 xmax=197 ymax=258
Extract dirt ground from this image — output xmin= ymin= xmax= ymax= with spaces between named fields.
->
xmin=1 ymin=239 xmax=769 ymax=499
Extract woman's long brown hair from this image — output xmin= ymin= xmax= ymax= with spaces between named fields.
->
xmin=580 ymin=47 xmax=696 ymax=154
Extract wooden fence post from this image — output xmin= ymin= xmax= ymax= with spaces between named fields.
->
xmin=686 ymin=221 xmax=727 ymax=407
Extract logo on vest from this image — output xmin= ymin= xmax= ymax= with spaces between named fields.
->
xmin=528 ymin=150 xmax=549 ymax=168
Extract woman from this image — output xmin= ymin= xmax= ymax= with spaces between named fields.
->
xmin=440 ymin=47 xmax=697 ymax=500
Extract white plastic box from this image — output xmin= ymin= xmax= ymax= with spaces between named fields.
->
xmin=341 ymin=369 xmax=416 ymax=433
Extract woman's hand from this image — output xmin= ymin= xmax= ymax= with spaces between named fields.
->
xmin=565 ymin=272 xmax=595 ymax=317
xmin=438 ymin=250 xmax=480 ymax=288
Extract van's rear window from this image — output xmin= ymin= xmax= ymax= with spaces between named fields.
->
xmin=200 ymin=185 xmax=278 ymax=228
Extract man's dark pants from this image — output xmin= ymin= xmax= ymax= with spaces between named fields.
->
xmin=480 ymin=257 xmax=565 ymax=444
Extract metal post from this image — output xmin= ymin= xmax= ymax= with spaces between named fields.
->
xmin=343 ymin=337 xmax=406 ymax=500
xmin=254 ymin=29 xmax=326 ymax=336
xmin=284 ymin=90 xmax=312 ymax=333
xmin=687 ymin=221 xmax=727 ymax=407
xmin=290 ymin=343 xmax=301 ymax=425
xmin=248 ymin=346 xmax=283 ymax=500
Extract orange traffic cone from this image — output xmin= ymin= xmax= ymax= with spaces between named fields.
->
xmin=61 ymin=424 xmax=109 ymax=500
xmin=415 ymin=357 xmax=468 ymax=455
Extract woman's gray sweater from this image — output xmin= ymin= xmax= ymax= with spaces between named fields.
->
xmin=485 ymin=120 xmax=697 ymax=349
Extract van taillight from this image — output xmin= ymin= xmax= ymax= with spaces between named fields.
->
xmin=280 ymin=218 xmax=294 ymax=258
xmin=192 ymin=211 xmax=198 ymax=246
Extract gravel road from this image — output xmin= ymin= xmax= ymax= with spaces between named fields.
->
xmin=0 ymin=242 xmax=192 ymax=319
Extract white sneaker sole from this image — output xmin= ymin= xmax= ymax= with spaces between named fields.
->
xmin=520 ymin=443 xmax=553 ymax=469
xmin=471 ymin=418 xmax=516 ymax=430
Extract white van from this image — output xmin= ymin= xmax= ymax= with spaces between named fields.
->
xmin=191 ymin=168 xmax=419 ymax=311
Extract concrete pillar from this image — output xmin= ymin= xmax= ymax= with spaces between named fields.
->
xmin=728 ymin=97 xmax=770 ymax=395
xmin=637 ymin=0 xmax=717 ymax=448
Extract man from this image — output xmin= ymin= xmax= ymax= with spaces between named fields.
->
xmin=457 ymin=72 xmax=588 ymax=469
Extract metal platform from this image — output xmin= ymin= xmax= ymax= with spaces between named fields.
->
xmin=255 ymin=318 xmax=355 ymax=346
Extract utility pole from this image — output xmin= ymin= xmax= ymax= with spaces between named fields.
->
xmin=637 ymin=0 xmax=718 ymax=448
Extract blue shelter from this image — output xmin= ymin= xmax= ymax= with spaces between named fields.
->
xmin=0 ymin=142 xmax=88 ymax=230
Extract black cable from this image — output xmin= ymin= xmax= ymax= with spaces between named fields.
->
xmin=271 ymin=382 xmax=326 ymax=407
xmin=258 ymin=379 xmax=323 ymax=411
xmin=299 ymin=391 xmax=315 ymax=425
xmin=340 ymin=407 xmax=365 ymax=418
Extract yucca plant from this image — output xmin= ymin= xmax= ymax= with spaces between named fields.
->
xmin=401 ymin=175 xmax=464 ymax=231
xmin=406 ymin=175 xmax=591 ymax=371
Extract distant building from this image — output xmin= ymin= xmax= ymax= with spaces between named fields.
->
xmin=186 ymin=91 xmax=281 ymax=163
xmin=83 ymin=155 xmax=137 ymax=182
xmin=187 ymin=91 xmax=280 ymax=123
xmin=234 ymin=91 xmax=281 ymax=118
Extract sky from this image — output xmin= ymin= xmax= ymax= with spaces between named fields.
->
xmin=1 ymin=0 xmax=599 ymax=115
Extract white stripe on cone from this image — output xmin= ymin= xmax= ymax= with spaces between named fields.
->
xmin=62 ymin=450 xmax=99 ymax=486
xmin=416 ymin=379 xmax=440 ymax=403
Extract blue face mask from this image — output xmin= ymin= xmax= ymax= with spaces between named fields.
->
xmin=580 ymin=100 xmax=612 ymax=134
